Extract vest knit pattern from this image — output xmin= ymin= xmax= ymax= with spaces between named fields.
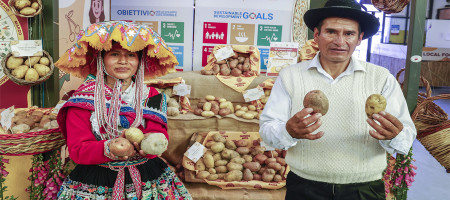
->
xmin=280 ymin=59 xmax=391 ymax=184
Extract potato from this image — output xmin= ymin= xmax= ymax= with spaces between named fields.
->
xmin=16 ymin=117 xmax=35 ymax=127
xmin=201 ymin=69 xmax=214 ymax=75
xmin=242 ymin=155 xmax=253 ymax=163
xmin=211 ymin=103 xmax=220 ymax=115
xmin=220 ymin=149 xmax=232 ymax=160
xmin=201 ymin=111 xmax=214 ymax=118
xmin=193 ymin=108 xmax=203 ymax=116
xmin=196 ymin=171 xmax=210 ymax=179
xmin=207 ymin=174 xmax=219 ymax=181
xmin=235 ymin=110 xmax=246 ymax=117
xmin=202 ymin=102 xmax=212 ymax=111
xmin=229 ymin=59 xmax=239 ymax=68
xmin=205 ymin=140 xmax=216 ymax=148
xmin=239 ymin=106 xmax=248 ymax=112
xmin=205 ymin=95 xmax=215 ymax=101
xmin=243 ymin=168 xmax=253 ymax=181
xmin=303 ymin=90 xmax=329 ymax=115
xmin=195 ymin=159 xmax=206 ymax=171
xmin=216 ymin=59 xmax=227 ymax=64
xmin=212 ymin=133 xmax=227 ymax=143
xmin=225 ymin=140 xmax=237 ymax=150
xmin=203 ymin=154 xmax=215 ymax=169
xmin=211 ymin=142 xmax=225 ymax=153
xmin=218 ymin=108 xmax=232 ymax=117
xmin=20 ymin=7 xmax=37 ymax=15
xmin=212 ymin=64 xmax=220 ymax=74
xmin=208 ymin=168 xmax=217 ymax=174
xmin=273 ymin=174 xmax=283 ymax=182
xmin=276 ymin=157 xmax=286 ymax=166
xmin=168 ymin=98 xmax=179 ymax=108
xmin=264 ymin=150 xmax=278 ymax=158
xmin=242 ymin=113 xmax=255 ymax=120
xmin=25 ymin=68 xmax=39 ymax=81
xmin=236 ymin=147 xmax=250 ymax=155
xmin=218 ymin=98 xmax=227 ymax=103
xmin=109 ymin=138 xmax=134 ymax=157
xmin=204 ymin=150 xmax=214 ymax=156
xmin=11 ymin=65 xmax=29 ymax=79
xmin=124 ymin=127 xmax=144 ymax=144
xmin=251 ymin=146 xmax=265 ymax=156
xmin=262 ymin=169 xmax=276 ymax=182
xmin=279 ymin=166 xmax=286 ymax=177
xmin=253 ymin=174 xmax=262 ymax=181
xmin=230 ymin=157 xmax=245 ymax=165
xmin=11 ymin=124 xmax=30 ymax=133
xmin=31 ymin=2 xmax=39 ymax=10
xmin=15 ymin=0 xmax=31 ymax=9
xmin=265 ymin=158 xmax=277 ymax=165
xmin=167 ymin=107 xmax=179 ymax=116
xmin=267 ymin=162 xmax=282 ymax=171
xmin=243 ymin=162 xmax=261 ymax=172
xmin=6 ymin=56 xmax=24 ymax=69
xmin=229 ymin=150 xmax=240 ymax=159
xmin=248 ymin=105 xmax=256 ymax=111
xmin=365 ymin=94 xmax=387 ymax=119
xmin=234 ymin=139 xmax=248 ymax=147
xmin=140 ymin=133 xmax=168 ymax=155
xmin=212 ymin=153 xmax=222 ymax=161
xmin=226 ymin=162 xmax=243 ymax=171
xmin=215 ymin=167 xmax=228 ymax=174
xmin=219 ymin=64 xmax=231 ymax=76
xmin=254 ymin=154 xmax=268 ymax=165
xmin=217 ymin=173 xmax=226 ymax=179
xmin=224 ymin=170 xmax=243 ymax=182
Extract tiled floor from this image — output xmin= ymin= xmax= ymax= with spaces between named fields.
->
xmin=407 ymin=87 xmax=450 ymax=200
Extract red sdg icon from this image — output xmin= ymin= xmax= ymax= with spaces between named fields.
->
xmin=203 ymin=22 xmax=228 ymax=44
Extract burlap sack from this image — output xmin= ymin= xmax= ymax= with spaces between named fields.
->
xmin=182 ymin=131 xmax=288 ymax=190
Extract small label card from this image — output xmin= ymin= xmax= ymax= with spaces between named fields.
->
xmin=1 ymin=106 xmax=15 ymax=132
xmin=10 ymin=40 xmax=43 ymax=57
xmin=184 ymin=142 xmax=206 ymax=163
xmin=260 ymin=141 xmax=276 ymax=151
xmin=213 ymin=45 xmax=234 ymax=62
xmin=243 ymin=87 xmax=265 ymax=102
xmin=173 ymin=83 xmax=191 ymax=97
xmin=266 ymin=42 xmax=299 ymax=77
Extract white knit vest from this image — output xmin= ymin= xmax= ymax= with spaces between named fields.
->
xmin=279 ymin=59 xmax=391 ymax=184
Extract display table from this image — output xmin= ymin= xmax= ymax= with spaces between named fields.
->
xmin=184 ymin=182 xmax=286 ymax=200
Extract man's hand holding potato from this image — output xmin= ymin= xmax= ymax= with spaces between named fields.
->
xmin=367 ymin=111 xmax=403 ymax=140
xmin=286 ymin=108 xmax=324 ymax=140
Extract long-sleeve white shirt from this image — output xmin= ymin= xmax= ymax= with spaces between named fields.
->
xmin=259 ymin=54 xmax=417 ymax=155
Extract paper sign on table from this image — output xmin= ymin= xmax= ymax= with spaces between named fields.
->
xmin=266 ymin=42 xmax=299 ymax=77
xmin=213 ymin=45 xmax=234 ymax=61
xmin=243 ymin=87 xmax=265 ymax=102
xmin=1 ymin=106 xmax=15 ymax=131
xmin=10 ymin=40 xmax=43 ymax=57
xmin=173 ymin=83 xmax=191 ymax=97
xmin=184 ymin=142 xmax=206 ymax=163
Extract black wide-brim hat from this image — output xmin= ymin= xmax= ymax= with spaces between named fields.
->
xmin=304 ymin=0 xmax=380 ymax=40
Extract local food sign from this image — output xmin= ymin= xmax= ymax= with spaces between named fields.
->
xmin=111 ymin=0 xmax=194 ymax=71
xmin=193 ymin=0 xmax=295 ymax=71
xmin=422 ymin=47 xmax=450 ymax=61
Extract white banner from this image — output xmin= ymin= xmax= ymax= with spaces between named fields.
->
xmin=193 ymin=0 xmax=295 ymax=71
xmin=111 ymin=0 xmax=194 ymax=71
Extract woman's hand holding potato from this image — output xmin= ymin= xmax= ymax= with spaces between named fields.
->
xmin=285 ymin=108 xmax=324 ymax=140
xmin=366 ymin=111 xmax=403 ymax=140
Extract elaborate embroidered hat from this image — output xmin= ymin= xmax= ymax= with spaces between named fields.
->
xmin=55 ymin=21 xmax=178 ymax=79
xmin=303 ymin=0 xmax=380 ymax=40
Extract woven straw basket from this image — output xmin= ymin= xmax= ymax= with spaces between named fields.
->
xmin=0 ymin=128 xmax=65 ymax=156
xmin=1 ymin=50 xmax=54 ymax=86
xmin=371 ymin=0 xmax=410 ymax=14
xmin=8 ymin=0 xmax=42 ymax=18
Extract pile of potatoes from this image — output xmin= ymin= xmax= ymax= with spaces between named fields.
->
xmin=201 ymin=52 xmax=256 ymax=77
xmin=193 ymin=95 xmax=234 ymax=118
xmin=232 ymin=104 xmax=261 ymax=120
xmin=195 ymin=133 xmax=287 ymax=183
xmin=0 ymin=110 xmax=58 ymax=134
xmin=160 ymin=88 xmax=180 ymax=117
xmin=6 ymin=55 xmax=51 ymax=82
xmin=12 ymin=0 xmax=40 ymax=16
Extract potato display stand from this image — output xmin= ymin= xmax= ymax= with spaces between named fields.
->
xmin=156 ymin=71 xmax=286 ymax=199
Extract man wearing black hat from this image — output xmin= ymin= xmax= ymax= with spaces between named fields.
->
xmin=259 ymin=0 xmax=416 ymax=199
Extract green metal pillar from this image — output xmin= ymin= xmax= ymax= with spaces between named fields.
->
xmin=403 ymin=0 xmax=427 ymax=114
xmin=308 ymin=0 xmax=327 ymax=39
xmin=30 ymin=0 xmax=59 ymax=108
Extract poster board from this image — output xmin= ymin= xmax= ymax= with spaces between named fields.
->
xmin=111 ymin=0 xmax=194 ymax=72
xmin=422 ymin=47 xmax=450 ymax=61
xmin=193 ymin=0 xmax=295 ymax=72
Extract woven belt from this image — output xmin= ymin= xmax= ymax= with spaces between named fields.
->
xmin=99 ymin=158 xmax=148 ymax=200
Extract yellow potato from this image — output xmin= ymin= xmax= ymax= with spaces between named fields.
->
xmin=303 ymin=90 xmax=329 ymax=115
xmin=19 ymin=7 xmax=37 ymax=15
xmin=11 ymin=65 xmax=29 ymax=79
xmin=24 ymin=56 xmax=41 ymax=66
xmin=6 ymin=56 xmax=24 ymax=69
xmin=33 ymin=64 xmax=50 ymax=77
xmin=31 ymin=2 xmax=39 ymax=10
xmin=15 ymin=0 xmax=31 ymax=9
xmin=25 ymin=68 xmax=39 ymax=81
xmin=39 ymin=57 xmax=50 ymax=66
xmin=365 ymin=94 xmax=387 ymax=118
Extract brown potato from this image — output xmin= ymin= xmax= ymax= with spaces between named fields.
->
xmin=254 ymin=154 xmax=268 ymax=165
xmin=225 ymin=140 xmax=237 ymax=150
xmin=365 ymin=94 xmax=386 ymax=119
xmin=193 ymin=108 xmax=203 ymax=116
xmin=229 ymin=59 xmax=239 ymax=68
xmin=234 ymin=139 xmax=248 ymax=147
xmin=221 ymin=149 xmax=232 ymax=160
xmin=243 ymin=168 xmax=253 ymax=181
xmin=267 ymin=162 xmax=282 ymax=171
xmin=220 ymin=64 xmax=231 ymax=76
xmin=197 ymin=98 xmax=207 ymax=108
xmin=230 ymin=68 xmax=242 ymax=77
xmin=201 ymin=69 xmax=214 ymax=75
xmin=273 ymin=174 xmax=283 ymax=182
xmin=218 ymin=108 xmax=232 ymax=117
xmin=276 ymin=157 xmax=286 ymax=166
xmin=242 ymin=155 xmax=253 ymax=163
xmin=264 ymin=158 xmax=277 ymax=165
xmin=236 ymin=147 xmax=250 ymax=155
xmin=24 ymin=68 xmax=39 ymax=81
xmin=253 ymin=174 xmax=262 ymax=181
xmin=230 ymin=157 xmax=245 ymax=165
xmin=212 ymin=64 xmax=220 ymax=74
xmin=303 ymin=90 xmax=329 ymax=116
xmin=6 ymin=56 xmax=24 ymax=69
xmin=251 ymin=146 xmax=265 ymax=156
xmin=243 ymin=162 xmax=261 ymax=172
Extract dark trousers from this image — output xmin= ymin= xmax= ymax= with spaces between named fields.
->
xmin=285 ymin=171 xmax=386 ymax=200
